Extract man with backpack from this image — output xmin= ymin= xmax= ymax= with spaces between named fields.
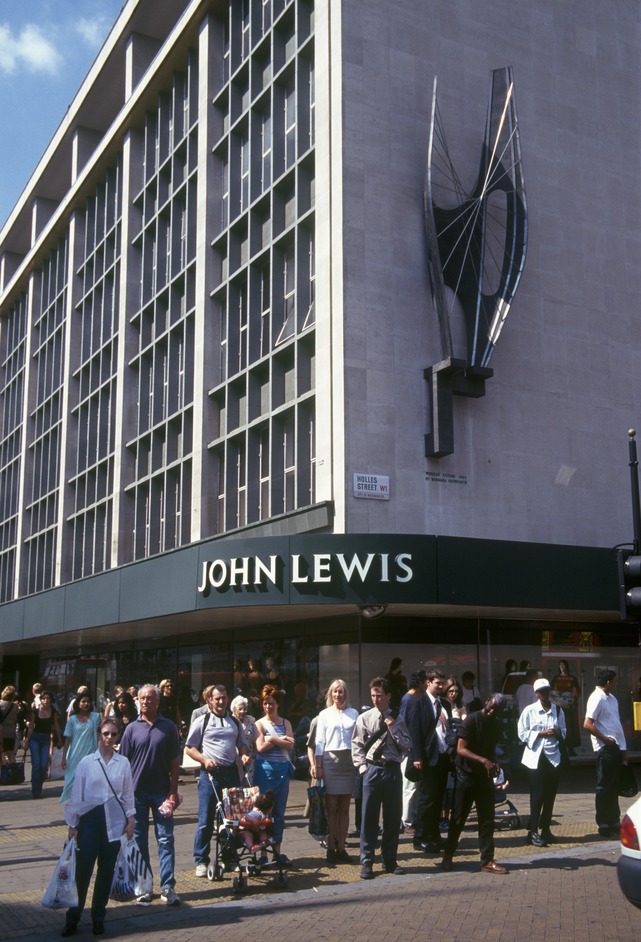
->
xmin=184 ymin=684 xmax=250 ymax=877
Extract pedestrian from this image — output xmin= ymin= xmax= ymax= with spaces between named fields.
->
xmin=1 ymin=685 xmax=20 ymax=766
xmin=518 ymin=677 xmax=566 ymax=847
xmin=119 ymin=683 xmax=181 ymax=906
xmin=441 ymin=693 xmax=509 ymax=875
xmin=60 ymin=694 xmax=101 ymax=803
xmin=158 ymin=679 xmax=182 ymax=730
xmin=398 ymin=669 xmax=426 ymax=832
xmin=406 ymin=668 xmax=451 ymax=854
xmin=184 ymin=684 xmax=250 ymax=877
xmin=230 ymin=695 xmax=257 ymax=782
xmin=254 ymin=684 xmax=295 ymax=865
xmin=351 ymin=676 xmax=412 ymax=880
xmin=61 ymin=716 xmax=135 ymax=938
xmin=24 ymin=690 xmax=62 ymax=798
xmin=583 ymin=669 xmax=628 ymax=837
xmin=311 ymin=679 xmax=358 ymax=864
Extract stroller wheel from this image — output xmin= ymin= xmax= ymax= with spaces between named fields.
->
xmin=275 ymin=872 xmax=288 ymax=888
xmin=208 ymin=863 xmax=225 ymax=882
xmin=233 ymin=874 xmax=247 ymax=894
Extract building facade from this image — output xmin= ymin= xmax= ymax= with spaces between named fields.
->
xmin=0 ymin=0 xmax=640 ymax=746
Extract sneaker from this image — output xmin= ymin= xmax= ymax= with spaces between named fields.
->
xmin=136 ymin=891 xmax=153 ymax=906
xmin=360 ymin=862 xmax=374 ymax=880
xmin=195 ymin=864 xmax=208 ymax=878
xmin=161 ymin=888 xmax=181 ymax=906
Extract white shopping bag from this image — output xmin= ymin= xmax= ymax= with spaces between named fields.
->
xmin=110 ymin=835 xmax=152 ymax=902
xmin=49 ymin=747 xmax=65 ymax=781
xmin=41 ymin=839 xmax=78 ymax=909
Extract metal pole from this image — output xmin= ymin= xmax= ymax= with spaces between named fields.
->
xmin=628 ymin=429 xmax=641 ymax=553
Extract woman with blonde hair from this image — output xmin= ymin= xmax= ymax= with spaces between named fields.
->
xmin=312 ymin=679 xmax=358 ymax=864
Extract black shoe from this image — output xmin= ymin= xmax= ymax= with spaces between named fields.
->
xmin=384 ymin=864 xmax=405 ymax=875
xmin=540 ymin=829 xmax=557 ymax=844
xmin=326 ymin=847 xmax=337 ymax=865
xmin=528 ymin=831 xmax=547 ymax=847
xmin=336 ymin=849 xmax=352 ymax=864
xmin=93 ymin=922 xmax=105 ymax=936
xmin=61 ymin=925 xmax=77 ymax=939
xmin=414 ymin=840 xmax=442 ymax=853
xmin=360 ymin=863 xmax=374 ymax=880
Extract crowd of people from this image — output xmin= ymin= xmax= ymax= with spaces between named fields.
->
xmin=0 ymin=661 xmax=634 ymax=936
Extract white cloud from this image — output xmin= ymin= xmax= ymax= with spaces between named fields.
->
xmin=0 ymin=22 xmax=63 ymax=75
xmin=75 ymin=17 xmax=109 ymax=47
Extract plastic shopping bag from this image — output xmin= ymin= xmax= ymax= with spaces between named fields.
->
xmin=41 ymin=839 xmax=78 ymax=909
xmin=49 ymin=747 xmax=65 ymax=781
xmin=110 ymin=835 xmax=152 ymax=902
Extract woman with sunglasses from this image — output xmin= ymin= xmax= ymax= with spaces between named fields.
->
xmin=62 ymin=716 xmax=135 ymax=938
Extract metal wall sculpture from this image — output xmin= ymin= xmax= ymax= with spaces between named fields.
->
xmin=424 ymin=66 xmax=527 ymax=457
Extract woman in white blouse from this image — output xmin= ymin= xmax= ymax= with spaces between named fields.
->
xmin=312 ymin=679 xmax=358 ymax=864
xmin=62 ymin=715 xmax=135 ymax=938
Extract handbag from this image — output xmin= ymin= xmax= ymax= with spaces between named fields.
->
xmin=619 ymin=762 xmax=639 ymax=799
xmin=41 ymin=839 xmax=78 ymax=909
xmin=0 ymin=755 xmax=25 ymax=786
xmin=307 ymin=784 xmax=329 ymax=837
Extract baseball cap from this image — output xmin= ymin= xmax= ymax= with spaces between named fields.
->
xmin=533 ymin=678 xmax=551 ymax=693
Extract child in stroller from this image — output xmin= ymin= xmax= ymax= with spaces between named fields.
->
xmin=238 ymin=789 xmax=275 ymax=854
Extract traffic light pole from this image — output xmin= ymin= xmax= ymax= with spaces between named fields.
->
xmin=628 ymin=429 xmax=641 ymax=555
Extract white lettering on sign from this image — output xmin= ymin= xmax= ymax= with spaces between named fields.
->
xmin=425 ymin=471 xmax=468 ymax=486
xmin=198 ymin=552 xmax=414 ymax=593
xmin=353 ymin=473 xmax=390 ymax=500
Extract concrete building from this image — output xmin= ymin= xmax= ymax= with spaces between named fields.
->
xmin=0 ymin=0 xmax=640 ymax=744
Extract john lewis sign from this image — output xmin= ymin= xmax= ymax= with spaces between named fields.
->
xmin=196 ymin=534 xmax=438 ymax=606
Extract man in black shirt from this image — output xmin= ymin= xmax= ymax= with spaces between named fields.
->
xmin=441 ymin=694 xmax=508 ymax=875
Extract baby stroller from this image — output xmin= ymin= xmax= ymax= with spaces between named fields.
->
xmin=492 ymin=768 xmax=521 ymax=830
xmin=207 ymin=782 xmax=288 ymax=892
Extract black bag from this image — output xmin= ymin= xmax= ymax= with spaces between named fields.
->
xmin=404 ymin=762 xmax=421 ymax=783
xmin=1 ymin=760 xmax=25 ymax=786
xmin=619 ymin=763 xmax=638 ymax=799
xmin=307 ymin=784 xmax=329 ymax=837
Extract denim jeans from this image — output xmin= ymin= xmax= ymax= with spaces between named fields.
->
xmin=194 ymin=765 xmax=240 ymax=865
xmin=253 ymin=758 xmax=291 ymax=845
xmin=29 ymin=732 xmax=50 ymax=798
xmin=133 ymin=791 xmax=175 ymax=891
xmin=66 ymin=805 xmax=119 ymax=926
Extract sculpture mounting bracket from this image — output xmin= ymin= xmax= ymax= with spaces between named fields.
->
xmin=424 ymin=358 xmax=493 ymax=458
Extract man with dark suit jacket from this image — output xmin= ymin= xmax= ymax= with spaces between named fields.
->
xmin=405 ymin=668 xmax=451 ymax=853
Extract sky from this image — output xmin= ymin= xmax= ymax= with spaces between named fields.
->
xmin=0 ymin=0 xmax=124 ymax=227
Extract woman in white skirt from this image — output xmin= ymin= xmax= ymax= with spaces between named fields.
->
xmin=311 ymin=679 xmax=358 ymax=864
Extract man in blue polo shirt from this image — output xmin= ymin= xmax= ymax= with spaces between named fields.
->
xmin=119 ymin=683 xmax=181 ymax=906
xmin=185 ymin=684 xmax=250 ymax=877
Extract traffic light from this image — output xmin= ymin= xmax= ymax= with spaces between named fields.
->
xmin=617 ymin=548 xmax=641 ymax=620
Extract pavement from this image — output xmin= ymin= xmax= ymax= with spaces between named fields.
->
xmin=1 ymin=757 xmax=640 ymax=942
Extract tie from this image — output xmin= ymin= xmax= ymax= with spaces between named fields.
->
xmin=434 ymin=699 xmax=441 ymax=719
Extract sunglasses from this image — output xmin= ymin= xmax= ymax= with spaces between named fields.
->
xmin=102 ymin=730 xmax=118 ymax=737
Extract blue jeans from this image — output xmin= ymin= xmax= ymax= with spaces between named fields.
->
xmin=29 ymin=732 xmax=50 ymax=798
xmin=133 ymin=791 xmax=175 ymax=891
xmin=66 ymin=805 xmax=119 ymax=926
xmin=194 ymin=765 xmax=240 ymax=865
xmin=253 ymin=758 xmax=291 ymax=845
